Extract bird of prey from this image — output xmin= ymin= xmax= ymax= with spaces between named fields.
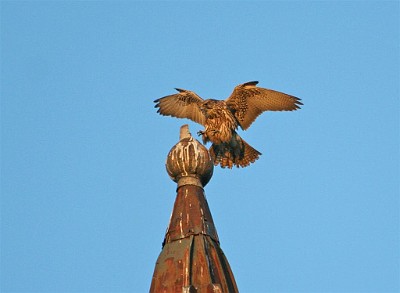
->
xmin=154 ymin=81 xmax=302 ymax=168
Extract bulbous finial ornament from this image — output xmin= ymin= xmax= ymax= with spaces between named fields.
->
xmin=166 ymin=125 xmax=214 ymax=188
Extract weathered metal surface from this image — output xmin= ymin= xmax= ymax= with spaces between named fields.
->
xmin=166 ymin=125 xmax=213 ymax=188
xmin=150 ymin=235 xmax=237 ymax=292
xmin=164 ymin=185 xmax=219 ymax=245
xmin=150 ymin=185 xmax=238 ymax=293
xmin=150 ymin=125 xmax=238 ymax=293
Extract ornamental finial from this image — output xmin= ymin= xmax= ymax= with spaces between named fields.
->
xmin=166 ymin=125 xmax=213 ymax=188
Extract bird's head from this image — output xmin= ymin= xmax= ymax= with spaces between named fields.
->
xmin=200 ymin=99 xmax=218 ymax=112
xmin=199 ymin=99 xmax=224 ymax=118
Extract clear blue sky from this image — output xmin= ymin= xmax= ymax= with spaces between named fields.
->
xmin=1 ymin=1 xmax=399 ymax=292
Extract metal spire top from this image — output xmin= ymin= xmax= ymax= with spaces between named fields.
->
xmin=150 ymin=125 xmax=238 ymax=293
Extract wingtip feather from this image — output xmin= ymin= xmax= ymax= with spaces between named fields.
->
xmin=243 ymin=81 xmax=259 ymax=87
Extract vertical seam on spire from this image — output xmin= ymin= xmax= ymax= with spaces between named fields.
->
xmin=214 ymin=244 xmax=238 ymax=293
xmin=188 ymin=234 xmax=195 ymax=287
xmin=203 ymin=236 xmax=216 ymax=284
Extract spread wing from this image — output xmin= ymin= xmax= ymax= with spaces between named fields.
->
xmin=225 ymin=81 xmax=303 ymax=130
xmin=154 ymin=88 xmax=206 ymax=126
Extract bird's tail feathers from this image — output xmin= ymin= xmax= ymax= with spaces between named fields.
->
xmin=209 ymin=134 xmax=261 ymax=168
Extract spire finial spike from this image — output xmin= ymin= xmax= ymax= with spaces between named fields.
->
xmin=179 ymin=124 xmax=191 ymax=140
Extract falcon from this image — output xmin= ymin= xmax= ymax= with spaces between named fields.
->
xmin=154 ymin=81 xmax=302 ymax=168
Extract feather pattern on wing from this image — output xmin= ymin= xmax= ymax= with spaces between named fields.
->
xmin=226 ymin=81 xmax=303 ymax=130
xmin=154 ymin=88 xmax=206 ymax=126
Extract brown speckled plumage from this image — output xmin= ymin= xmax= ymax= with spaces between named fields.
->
xmin=154 ymin=81 xmax=302 ymax=168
